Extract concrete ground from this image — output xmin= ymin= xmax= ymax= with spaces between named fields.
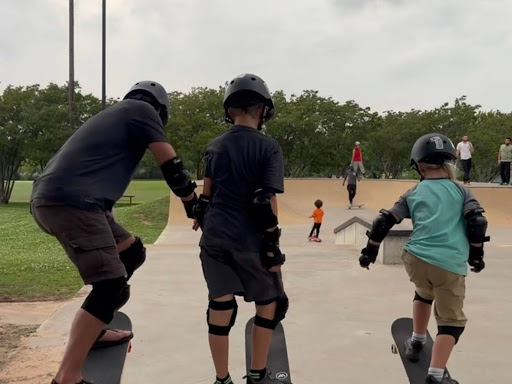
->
xmin=2 ymin=179 xmax=511 ymax=384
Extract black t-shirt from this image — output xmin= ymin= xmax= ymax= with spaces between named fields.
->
xmin=200 ymin=125 xmax=284 ymax=248
xmin=31 ymin=99 xmax=168 ymax=211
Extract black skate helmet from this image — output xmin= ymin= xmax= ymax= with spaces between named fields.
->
xmin=223 ymin=73 xmax=275 ymax=126
xmin=124 ymin=81 xmax=170 ymax=126
xmin=410 ymin=133 xmax=456 ymax=171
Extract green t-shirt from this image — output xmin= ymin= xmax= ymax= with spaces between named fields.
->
xmin=390 ymin=179 xmax=482 ymax=275
xmin=499 ymin=144 xmax=512 ymax=162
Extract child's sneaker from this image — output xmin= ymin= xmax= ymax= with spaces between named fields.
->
xmin=404 ymin=337 xmax=424 ymax=362
xmin=425 ymin=372 xmax=459 ymax=384
xmin=244 ymin=371 xmax=280 ymax=384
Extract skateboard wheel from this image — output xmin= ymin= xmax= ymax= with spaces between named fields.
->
xmin=391 ymin=344 xmax=398 ymax=354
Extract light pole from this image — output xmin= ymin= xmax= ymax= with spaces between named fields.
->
xmin=102 ymin=0 xmax=106 ymax=109
xmin=69 ymin=0 xmax=74 ymax=127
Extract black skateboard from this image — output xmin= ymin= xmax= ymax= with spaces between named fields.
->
xmin=245 ymin=317 xmax=292 ymax=383
xmin=83 ymin=311 xmax=132 ymax=384
xmin=348 ymin=203 xmax=364 ymax=209
xmin=391 ymin=317 xmax=450 ymax=384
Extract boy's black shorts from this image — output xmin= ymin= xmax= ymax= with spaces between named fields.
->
xmin=200 ymin=245 xmax=285 ymax=302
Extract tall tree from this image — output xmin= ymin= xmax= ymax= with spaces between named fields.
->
xmin=0 ymin=86 xmax=38 ymax=203
xmin=168 ymin=87 xmax=226 ymax=179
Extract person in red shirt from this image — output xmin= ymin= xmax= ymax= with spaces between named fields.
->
xmin=351 ymin=141 xmax=365 ymax=175
xmin=308 ymin=199 xmax=324 ymax=241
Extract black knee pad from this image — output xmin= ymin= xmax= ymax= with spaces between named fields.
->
xmin=119 ymin=237 xmax=146 ymax=280
xmin=414 ymin=291 xmax=433 ymax=305
xmin=207 ymin=298 xmax=238 ymax=336
xmin=254 ymin=295 xmax=289 ymax=330
xmin=82 ymin=277 xmax=130 ymax=324
xmin=438 ymin=326 xmax=465 ymax=344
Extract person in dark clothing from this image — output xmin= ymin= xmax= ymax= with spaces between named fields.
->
xmin=342 ymin=164 xmax=360 ymax=206
xmin=191 ymin=74 xmax=288 ymax=384
xmin=31 ymin=81 xmax=197 ymax=384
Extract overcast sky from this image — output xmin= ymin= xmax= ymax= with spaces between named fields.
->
xmin=1 ymin=0 xmax=512 ymax=112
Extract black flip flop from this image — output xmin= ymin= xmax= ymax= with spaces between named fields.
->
xmin=91 ymin=328 xmax=134 ymax=350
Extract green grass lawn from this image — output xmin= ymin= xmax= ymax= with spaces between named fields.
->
xmin=10 ymin=179 xmax=169 ymax=204
xmin=0 ymin=181 xmax=171 ymax=302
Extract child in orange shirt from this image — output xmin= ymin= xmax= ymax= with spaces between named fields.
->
xmin=308 ymin=199 xmax=324 ymax=241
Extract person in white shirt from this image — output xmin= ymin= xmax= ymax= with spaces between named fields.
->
xmin=456 ymin=135 xmax=474 ymax=184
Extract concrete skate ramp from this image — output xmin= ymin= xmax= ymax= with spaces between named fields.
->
xmin=7 ymin=180 xmax=509 ymax=383
xmin=168 ymin=179 xmax=512 ymax=228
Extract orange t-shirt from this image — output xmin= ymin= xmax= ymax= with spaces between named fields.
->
xmin=312 ymin=208 xmax=324 ymax=223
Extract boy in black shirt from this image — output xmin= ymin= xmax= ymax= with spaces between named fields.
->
xmin=193 ymin=74 xmax=288 ymax=384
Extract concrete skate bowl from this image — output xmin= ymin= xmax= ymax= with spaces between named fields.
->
xmin=167 ymin=179 xmax=512 ymax=228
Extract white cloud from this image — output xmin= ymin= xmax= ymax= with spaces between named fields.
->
xmin=1 ymin=0 xmax=512 ymax=112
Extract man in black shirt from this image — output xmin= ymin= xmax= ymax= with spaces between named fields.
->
xmin=192 ymin=74 xmax=288 ymax=384
xmin=31 ymin=81 xmax=197 ymax=384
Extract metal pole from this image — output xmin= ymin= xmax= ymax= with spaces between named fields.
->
xmin=102 ymin=0 xmax=106 ymax=109
xmin=69 ymin=0 xmax=74 ymax=127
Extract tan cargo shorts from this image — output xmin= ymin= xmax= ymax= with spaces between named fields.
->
xmin=31 ymin=199 xmax=130 ymax=284
xmin=402 ymin=250 xmax=467 ymax=327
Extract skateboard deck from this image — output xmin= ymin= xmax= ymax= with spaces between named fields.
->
xmin=83 ymin=311 xmax=132 ymax=384
xmin=391 ymin=317 xmax=450 ymax=384
xmin=348 ymin=204 xmax=364 ymax=209
xmin=245 ymin=317 xmax=292 ymax=383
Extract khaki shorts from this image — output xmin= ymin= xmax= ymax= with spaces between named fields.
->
xmin=31 ymin=199 xmax=130 ymax=284
xmin=402 ymin=250 xmax=467 ymax=327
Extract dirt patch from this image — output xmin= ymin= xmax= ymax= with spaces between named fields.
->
xmin=134 ymin=213 xmax=151 ymax=225
xmin=0 ymin=300 xmax=62 ymax=383
xmin=0 ymin=323 xmax=38 ymax=372
xmin=0 ymin=295 xmax=67 ymax=303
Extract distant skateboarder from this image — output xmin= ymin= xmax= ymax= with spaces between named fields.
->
xmin=30 ymin=81 xmax=197 ymax=384
xmin=308 ymin=199 xmax=324 ymax=241
xmin=351 ymin=141 xmax=365 ymax=175
xmin=358 ymin=133 xmax=489 ymax=384
xmin=342 ymin=164 xmax=360 ymax=207
xmin=191 ymin=74 xmax=288 ymax=384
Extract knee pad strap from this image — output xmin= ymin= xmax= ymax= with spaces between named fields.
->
xmin=414 ymin=291 xmax=433 ymax=305
xmin=438 ymin=326 xmax=465 ymax=344
xmin=82 ymin=277 xmax=130 ymax=323
xmin=254 ymin=314 xmax=278 ymax=330
xmin=207 ymin=298 xmax=238 ymax=336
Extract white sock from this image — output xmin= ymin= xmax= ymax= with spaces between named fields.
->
xmin=412 ymin=332 xmax=427 ymax=344
xmin=428 ymin=368 xmax=445 ymax=382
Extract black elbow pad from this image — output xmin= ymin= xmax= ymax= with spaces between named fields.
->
xmin=465 ymin=209 xmax=490 ymax=243
xmin=367 ymin=209 xmax=397 ymax=242
xmin=160 ymin=157 xmax=197 ymax=197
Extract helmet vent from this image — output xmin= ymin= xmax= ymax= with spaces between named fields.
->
xmin=230 ymin=80 xmax=235 ymax=84
xmin=151 ymin=83 xmax=156 ymax=86
xmin=251 ymin=77 xmax=256 ymax=80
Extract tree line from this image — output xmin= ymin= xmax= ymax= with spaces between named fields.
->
xmin=1 ymin=82 xmax=510 ymax=203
